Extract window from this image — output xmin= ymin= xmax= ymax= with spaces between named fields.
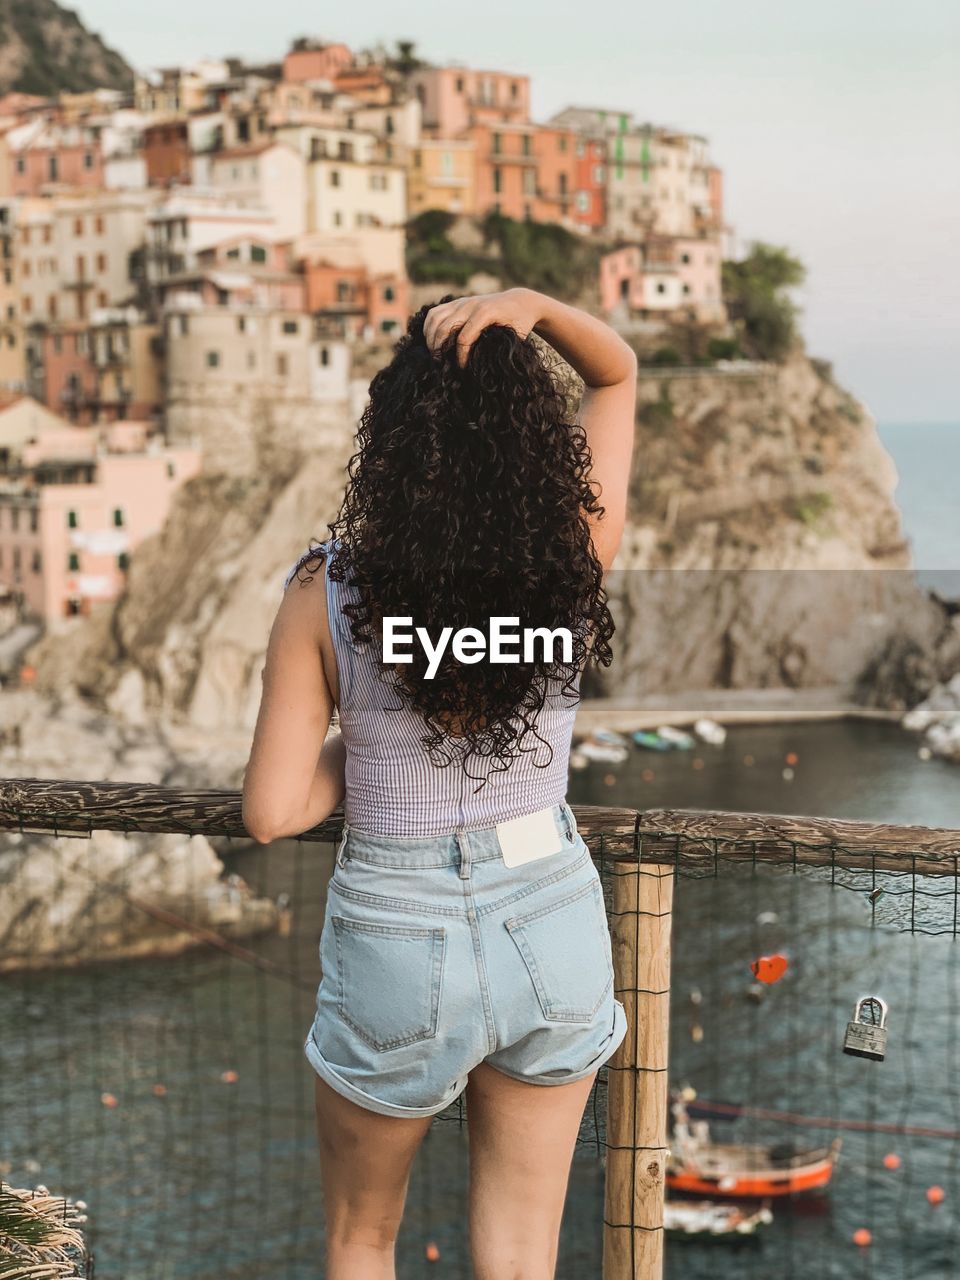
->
xmin=493 ymin=167 xmax=502 ymax=193
xmin=559 ymin=173 xmax=567 ymax=195
xmin=319 ymin=346 xmax=329 ymax=366
xmin=523 ymin=168 xmax=535 ymax=195
xmin=383 ymin=285 xmax=394 ymax=302
xmin=23 ymin=296 xmax=31 ymax=315
xmin=32 ymin=549 xmax=41 ymax=573
xmin=49 ymin=295 xmax=57 ymax=319
xmin=13 ymin=547 xmax=20 ymax=571
xmin=237 ymin=316 xmax=246 ymax=333
xmin=15 ymin=156 xmax=25 ymax=175
xmin=559 ymin=134 xmax=567 ymax=151
xmin=492 ymin=133 xmax=501 ymax=155
xmin=380 ymin=318 xmax=397 ymax=333
xmin=68 ymin=552 xmax=80 ymax=571
xmin=22 ymin=260 xmax=31 ymax=278
xmin=95 ymin=216 xmax=104 ymax=234
xmin=369 ymin=172 xmax=387 ymax=190
xmin=511 ymin=81 xmax=519 ymax=99
xmin=455 ymin=77 xmax=464 ymax=93
xmin=113 ymin=507 xmax=124 ymax=527
xmin=49 ymin=156 xmax=59 ymax=181
xmin=43 ymin=225 xmax=51 ymax=244
xmin=53 ymin=333 xmax=63 ymax=355
xmin=96 ymin=253 xmax=107 ymax=272
xmin=680 ymin=252 xmax=690 ymax=264
xmin=330 ymin=169 xmax=340 ymax=187
xmin=276 ymin=353 xmax=288 ymax=377
xmin=682 ymin=283 xmax=691 ymax=295
xmin=226 ymin=246 xmax=240 ymax=259
xmin=247 ymin=350 xmax=256 ymax=370
xmin=83 ymin=152 xmax=94 ymax=170
xmin=206 ymin=350 xmax=220 ymax=367
xmin=656 ymin=282 xmax=666 ymax=294
xmin=167 ymin=461 xmax=175 ymax=478
xmin=333 ymin=210 xmax=342 ymax=227
xmin=12 ymin=508 xmax=18 ymax=531
xmin=521 ymin=134 xmax=531 ymax=156
xmin=30 ymin=508 xmax=38 ymax=533
xmin=117 ymin=552 xmax=129 ymax=571
xmin=282 ymin=319 xmax=298 ymax=334
xmin=76 ymin=254 xmax=85 ymax=278
xmin=250 ymin=244 xmax=266 ymax=263
xmin=74 ymin=218 xmax=83 ymax=236
xmin=178 ymin=314 xmax=189 ymax=336
xmin=576 ymin=191 xmax=589 ymax=213
xmin=97 ymin=291 xmax=107 ymax=307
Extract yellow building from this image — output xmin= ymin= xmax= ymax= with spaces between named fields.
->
xmin=408 ymin=138 xmax=477 ymax=217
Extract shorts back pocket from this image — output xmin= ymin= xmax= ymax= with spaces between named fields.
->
xmin=332 ymin=915 xmax=446 ymax=1051
xmin=505 ymin=877 xmax=613 ymax=1023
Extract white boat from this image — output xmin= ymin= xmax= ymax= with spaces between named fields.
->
xmin=656 ymin=725 xmax=696 ymax=749
xmin=694 ymin=717 xmax=727 ymax=745
xmin=568 ymin=750 xmax=589 ymax=770
xmin=590 ymin=728 xmax=631 ymax=749
xmin=664 ymin=1199 xmax=773 ymax=1241
xmin=576 ymin=740 xmax=629 ymax=764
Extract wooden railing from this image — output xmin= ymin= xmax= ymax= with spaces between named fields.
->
xmin=1 ymin=777 xmax=958 ymax=1280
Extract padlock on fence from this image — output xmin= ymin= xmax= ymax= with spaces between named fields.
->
xmin=843 ymin=995 xmax=889 ymax=1061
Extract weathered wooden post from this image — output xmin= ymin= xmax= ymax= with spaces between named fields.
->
xmin=602 ymin=857 xmax=674 ymax=1280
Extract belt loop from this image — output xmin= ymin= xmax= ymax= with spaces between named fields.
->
xmin=336 ymin=822 xmax=350 ymax=868
xmin=457 ymin=831 xmax=471 ymax=879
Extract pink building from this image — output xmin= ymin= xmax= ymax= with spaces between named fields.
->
xmin=9 ymin=122 xmax=105 ymax=196
xmin=157 ymin=235 xmax=306 ymax=311
xmin=0 ymin=423 xmax=201 ymax=622
xmin=410 ymin=65 xmax=531 ymax=137
xmin=600 ymin=238 xmax=725 ymax=323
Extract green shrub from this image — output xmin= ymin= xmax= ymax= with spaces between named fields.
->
xmin=722 ymin=243 xmax=806 ymax=362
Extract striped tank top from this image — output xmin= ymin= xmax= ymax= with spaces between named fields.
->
xmin=282 ymin=540 xmax=581 ymax=837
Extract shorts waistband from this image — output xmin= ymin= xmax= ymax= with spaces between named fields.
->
xmin=337 ymin=802 xmax=576 ymax=868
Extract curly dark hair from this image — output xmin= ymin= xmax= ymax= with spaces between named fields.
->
xmin=297 ymin=295 xmax=615 ymax=779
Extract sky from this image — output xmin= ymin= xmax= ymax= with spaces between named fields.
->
xmin=74 ymin=0 xmax=960 ymax=424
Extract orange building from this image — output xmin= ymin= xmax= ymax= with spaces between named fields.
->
xmin=470 ymin=122 xmax=589 ymax=229
xmin=282 ymin=41 xmax=353 ymax=85
xmin=303 ymin=259 xmax=408 ymax=338
xmin=143 ymin=120 xmax=191 ymax=187
xmin=573 ymin=136 xmax=607 ymax=232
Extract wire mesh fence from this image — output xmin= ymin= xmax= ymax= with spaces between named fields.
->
xmin=1 ymin=784 xmax=959 ymax=1278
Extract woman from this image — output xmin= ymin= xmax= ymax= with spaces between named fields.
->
xmin=242 ymin=286 xmax=637 ymax=1279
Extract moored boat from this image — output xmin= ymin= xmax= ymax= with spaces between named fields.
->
xmin=667 ymin=1100 xmax=841 ymax=1198
xmin=631 ymin=729 xmax=674 ymax=752
xmin=664 ymin=1198 xmax=773 ymax=1241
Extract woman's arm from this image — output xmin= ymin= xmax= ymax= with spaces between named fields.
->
xmin=242 ymin=565 xmax=345 ymax=844
xmin=425 ymin=288 xmax=637 ymax=569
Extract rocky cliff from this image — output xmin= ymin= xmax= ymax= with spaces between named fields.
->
xmin=587 ymin=354 xmax=960 ymax=706
xmin=21 ymin=350 xmax=960 ymax=777
xmin=0 ymin=0 xmax=133 ymax=96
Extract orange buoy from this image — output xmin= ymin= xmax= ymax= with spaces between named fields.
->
xmin=220 ymin=1070 xmax=239 ymax=1084
xmin=926 ymin=1185 xmax=945 ymax=1205
xmin=785 ymin=751 xmax=799 ymax=766
xmin=603 ymin=773 xmax=616 ymax=787
xmin=101 ymin=1092 xmax=118 ymax=1109
xmin=152 ymin=1083 xmax=167 ymax=1098
xmin=743 ymin=754 xmax=755 ymax=766
xmin=425 ymin=1241 xmax=440 ymax=1262
xmin=883 ymin=1153 xmax=901 ymax=1170
xmin=852 ymin=1228 xmax=872 ymax=1247
xmin=692 ymin=757 xmax=705 ymax=771
xmin=750 ymin=953 xmax=789 ymax=984
xmin=641 ymin=768 xmax=655 ymax=782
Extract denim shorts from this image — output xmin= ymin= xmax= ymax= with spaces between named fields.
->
xmin=304 ymin=802 xmax=629 ymax=1118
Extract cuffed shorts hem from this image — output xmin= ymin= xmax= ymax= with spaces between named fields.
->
xmin=305 ymin=1031 xmax=467 ymax=1119
xmin=483 ymin=997 xmax=629 ymax=1088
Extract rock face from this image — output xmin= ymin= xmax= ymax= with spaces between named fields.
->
xmin=586 ymin=355 xmax=960 ymax=706
xmin=0 ymin=0 xmax=133 ymax=95
xmin=24 ymin=351 xmax=960 ymax=730
xmin=0 ymin=690 xmax=277 ymax=970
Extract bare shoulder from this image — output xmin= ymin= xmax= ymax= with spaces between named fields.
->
xmin=277 ymin=543 xmax=339 ymax=702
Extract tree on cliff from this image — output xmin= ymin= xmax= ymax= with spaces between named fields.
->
xmin=722 ymin=243 xmax=806 ymax=362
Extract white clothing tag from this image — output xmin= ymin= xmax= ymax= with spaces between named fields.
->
xmin=496 ymin=807 xmax=564 ymax=868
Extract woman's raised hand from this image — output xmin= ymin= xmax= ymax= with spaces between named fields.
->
xmin=423 ymin=288 xmax=544 ymax=367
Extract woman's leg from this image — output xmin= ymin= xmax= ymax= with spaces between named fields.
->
xmin=314 ymin=1075 xmax=433 ymax=1280
xmin=465 ymin=1061 xmax=597 ymax=1279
